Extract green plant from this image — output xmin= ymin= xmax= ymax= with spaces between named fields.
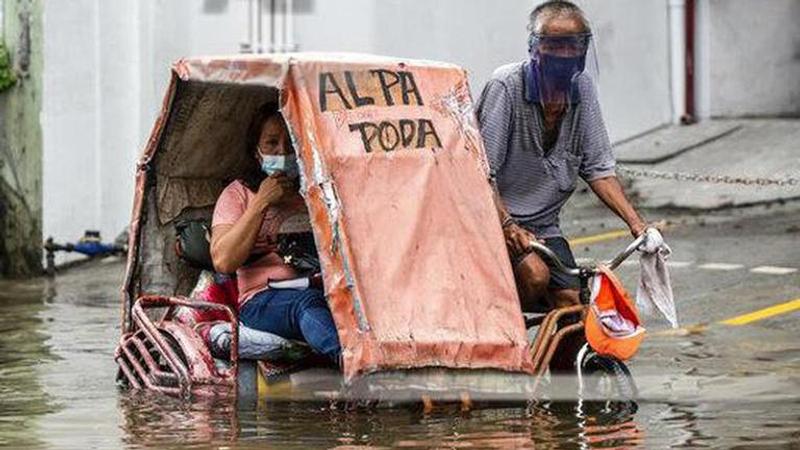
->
xmin=0 ymin=42 xmax=16 ymax=92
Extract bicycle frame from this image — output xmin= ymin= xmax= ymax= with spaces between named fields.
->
xmin=524 ymin=232 xmax=648 ymax=383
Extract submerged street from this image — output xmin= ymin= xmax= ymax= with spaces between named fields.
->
xmin=1 ymin=201 xmax=797 ymax=449
xmin=1 ymin=0 xmax=797 ymax=448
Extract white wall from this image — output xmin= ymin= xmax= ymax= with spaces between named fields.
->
xmin=42 ymin=0 xmax=247 ymax=261
xmin=40 ymin=0 xmax=674 ymax=256
xmin=704 ymin=0 xmax=800 ymax=118
xmin=293 ymin=0 xmax=673 ymax=142
xmin=42 ymin=0 xmax=106 ymax=254
xmin=581 ymin=0 xmax=672 ymax=140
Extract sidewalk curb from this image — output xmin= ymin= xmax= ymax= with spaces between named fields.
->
xmin=616 ymin=125 xmax=742 ymax=165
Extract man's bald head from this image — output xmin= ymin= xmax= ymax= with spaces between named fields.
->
xmin=528 ymin=1 xmax=591 ymax=35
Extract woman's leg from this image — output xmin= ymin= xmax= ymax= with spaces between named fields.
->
xmin=239 ymin=288 xmax=341 ymax=363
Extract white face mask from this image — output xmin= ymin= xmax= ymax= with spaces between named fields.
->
xmin=260 ymin=153 xmax=299 ymax=178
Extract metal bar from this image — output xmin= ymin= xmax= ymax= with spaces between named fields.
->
xmin=528 ymin=242 xmax=581 ymax=276
xmin=115 ymin=355 xmax=142 ymax=389
xmin=528 ymin=312 xmax=558 ymax=369
xmin=537 ymin=322 xmax=584 ymax=378
xmin=286 ymin=0 xmax=294 ymax=51
xmin=281 ymin=0 xmax=288 ymax=52
xmin=529 ymin=305 xmax=585 ymax=372
xmin=256 ymin=0 xmax=263 ymax=53
xmin=136 ymin=295 xmax=239 ymax=385
xmin=604 ymin=233 xmax=646 ymax=270
xmin=247 ymin=0 xmax=254 ymax=52
xmin=531 ymin=323 xmax=584 ymax=393
xmin=132 ymin=305 xmax=191 ymax=390
xmin=269 ymin=0 xmax=276 ymax=52
xmin=120 ymin=344 xmax=156 ymax=389
xmin=684 ymin=0 xmax=696 ymax=123
xmin=129 ymin=336 xmax=179 ymax=384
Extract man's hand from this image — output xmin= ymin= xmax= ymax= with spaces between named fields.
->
xmin=504 ymin=223 xmax=539 ymax=259
xmin=629 ymin=220 xmax=648 ymax=238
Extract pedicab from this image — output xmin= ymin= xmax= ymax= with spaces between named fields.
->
xmin=114 ymin=52 xmax=644 ymax=406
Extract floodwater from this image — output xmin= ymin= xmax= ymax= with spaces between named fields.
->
xmin=1 ymin=258 xmax=798 ymax=449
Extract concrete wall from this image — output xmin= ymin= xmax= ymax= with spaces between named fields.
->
xmin=38 ymin=0 xmax=676 ymax=264
xmin=41 ymin=0 xmax=248 ymax=264
xmin=293 ymin=0 xmax=673 ymax=142
xmin=0 ymin=0 xmax=43 ymax=277
xmin=40 ymin=0 xmax=674 ymax=262
xmin=43 ymin=1 xmax=136 ymax=264
xmin=702 ymin=0 xmax=800 ymax=118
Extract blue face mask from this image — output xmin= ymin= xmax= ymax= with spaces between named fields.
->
xmin=539 ymin=53 xmax=586 ymax=92
xmin=260 ymin=154 xmax=300 ymax=178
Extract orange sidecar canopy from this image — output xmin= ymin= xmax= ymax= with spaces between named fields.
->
xmin=130 ymin=54 xmax=534 ymax=380
xmin=280 ymin=55 xmax=533 ymax=378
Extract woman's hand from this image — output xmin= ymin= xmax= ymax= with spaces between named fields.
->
xmin=254 ymin=174 xmax=295 ymax=211
xmin=504 ymin=223 xmax=538 ymax=259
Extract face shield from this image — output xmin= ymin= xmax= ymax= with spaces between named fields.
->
xmin=527 ymin=32 xmax=599 ymax=105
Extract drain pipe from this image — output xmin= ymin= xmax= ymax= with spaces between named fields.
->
xmin=269 ymin=0 xmax=276 ymax=53
xmin=668 ymin=0 xmax=687 ymax=124
xmin=669 ymin=0 xmax=696 ymax=124
xmin=245 ymin=0 xmax=295 ymax=54
xmin=684 ymin=0 xmax=696 ymax=124
xmin=240 ymin=0 xmax=255 ymax=53
xmin=254 ymin=0 xmax=263 ymax=53
xmin=286 ymin=0 xmax=295 ymax=51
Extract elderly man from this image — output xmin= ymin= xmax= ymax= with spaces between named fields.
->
xmin=477 ymin=1 xmax=650 ymax=310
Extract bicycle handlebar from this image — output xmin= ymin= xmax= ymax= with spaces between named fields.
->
xmin=526 ymin=231 xmax=648 ymax=275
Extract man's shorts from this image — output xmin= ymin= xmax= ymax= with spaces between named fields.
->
xmin=540 ymin=237 xmax=580 ymax=290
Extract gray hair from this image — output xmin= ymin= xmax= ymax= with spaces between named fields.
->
xmin=528 ymin=1 xmax=591 ymax=34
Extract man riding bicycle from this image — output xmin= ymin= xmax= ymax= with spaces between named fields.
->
xmin=477 ymin=1 xmax=653 ymax=311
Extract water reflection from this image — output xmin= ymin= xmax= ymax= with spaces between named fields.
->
xmin=116 ymin=394 xmax=644 ymax=449
xmin=0 ymin=277 xmax=57 ymax=449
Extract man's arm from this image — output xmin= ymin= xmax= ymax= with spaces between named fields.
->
xmin=588 ymin=176 xmax=648 ymax=237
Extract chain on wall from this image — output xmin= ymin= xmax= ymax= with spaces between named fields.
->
xmin=616 ymin=166 xmax=800 ymax=189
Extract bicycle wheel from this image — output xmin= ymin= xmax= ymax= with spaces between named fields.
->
xmin=578 ymin=346 xmax=638 ymax=401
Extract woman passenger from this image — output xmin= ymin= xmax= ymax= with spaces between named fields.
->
xmin=210 ymin=104 xmax=341 ymax=364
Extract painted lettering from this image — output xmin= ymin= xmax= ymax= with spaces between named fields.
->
xmin=319 ymin=72 xmax=352 ymax=112
xmin=349 ymin=119 xmax=443 ymax=153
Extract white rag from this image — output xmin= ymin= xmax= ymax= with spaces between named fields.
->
xmin=636 ymin=228 xmax=678 ymax=328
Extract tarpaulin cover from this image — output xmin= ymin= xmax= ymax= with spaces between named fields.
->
xmin=125 ymin=53 xmax=534 ymax=380
xmin=281 ymin=55 xmax=533 ymax=379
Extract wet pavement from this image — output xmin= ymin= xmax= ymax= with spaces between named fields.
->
xmin=1 ymin=205 xmax=798 ymax=449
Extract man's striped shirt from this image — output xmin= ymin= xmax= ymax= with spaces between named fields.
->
xmin=476 ymin=61 xmax=616 ymax=238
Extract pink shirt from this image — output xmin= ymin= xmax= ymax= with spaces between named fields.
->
xmin=212 ymin=180 xmax=306 ymax=306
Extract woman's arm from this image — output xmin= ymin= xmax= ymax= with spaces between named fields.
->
xmin=211 ymin=175 xmax=293 ymax=273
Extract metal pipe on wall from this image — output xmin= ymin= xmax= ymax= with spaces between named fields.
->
xmin=684 ymin=0 xmax=696 ymax=124
xmin=242 ymin=0 xmax=296 ymax=54
xmin=256 ymin=0 xmax=263 ymax=53
xmin=284 ymin=0 xmax=297 ymax=52
xmin=668 ymin=0 xmax=687 ymax=125
xmin=269 ymin=0 xmax=276 ymax=52
xmin=240 ymin=0 xmax=255 ymax=53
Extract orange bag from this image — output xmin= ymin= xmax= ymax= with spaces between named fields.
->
xmin=584 ymin=266 xmax=645 ymax=361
